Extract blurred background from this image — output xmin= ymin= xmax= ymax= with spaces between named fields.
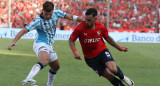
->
xmin=0 ymin=0 xmax=160 ymax=33
xmin=0 ymin=1 xmax=160 ymax=86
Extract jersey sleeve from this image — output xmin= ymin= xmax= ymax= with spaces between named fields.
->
xmin=25 ymin=18 xmax=40 ymax=31
xmin=102 ymin=26 xmax=109 ymax=38
xmin=70 ymin=27 xmax=80 ymax=42
xmin=54 ymin=9 xmax=67 ymax=18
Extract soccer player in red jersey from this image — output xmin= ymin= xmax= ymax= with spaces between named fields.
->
xmin=69 ymin=8 xmax=134 ymax=86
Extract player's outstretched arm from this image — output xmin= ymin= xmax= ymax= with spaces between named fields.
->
xmin=65 ymin=14 xmax=84 ymax=22
xmin=105 ymin=36 xmax=128 ymax=52
xmin=68 ymin=38 xmax=82 ymax=60
xmin=8 ymin=28 xmax=29 ymax=50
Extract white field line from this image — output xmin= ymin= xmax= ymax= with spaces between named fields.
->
xmin=0 ymin=50 xmax=35 ymax=57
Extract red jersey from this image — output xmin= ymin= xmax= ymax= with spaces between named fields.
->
xmin=70 ymin=21 xmax=109 ymax=58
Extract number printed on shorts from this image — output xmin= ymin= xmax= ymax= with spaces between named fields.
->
xmin=105 ymin=51 xmax=111 ymax=58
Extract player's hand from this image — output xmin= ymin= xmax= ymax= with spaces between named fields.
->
xmin=121 ymin=47 xmax=128 ymax=52
xmin=8 ymin=42 xmax=16 ymax=50
xmin=117 ymin=46 xmax=128 ymax=52
xmin=73 ymin=51 xmax=82 ymax=60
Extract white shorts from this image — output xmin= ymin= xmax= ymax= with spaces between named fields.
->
xmin=33 ymin=42 xmax=58 ymax=63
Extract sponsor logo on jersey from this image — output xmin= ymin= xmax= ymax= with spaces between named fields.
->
xmin=84 ymin=38 xmax=101 ymax=43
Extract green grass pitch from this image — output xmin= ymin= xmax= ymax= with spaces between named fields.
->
xmin=0 ymin=38 xmax=160 ymax=86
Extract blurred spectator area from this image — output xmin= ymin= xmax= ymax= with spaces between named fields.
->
xmin=0 ymin=0 xmax=160 ymax=31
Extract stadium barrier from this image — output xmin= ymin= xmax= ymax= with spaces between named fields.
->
xmin=108 ymin=28 xmax=158 ymax=33
xmin=0 ymin=28 xmax=160 ymax=43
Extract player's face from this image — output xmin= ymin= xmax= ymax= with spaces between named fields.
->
xmin=43 ymin=10 xmax=53 ymax=20
xmin=85 ymin=15 xmax=97 ymax=28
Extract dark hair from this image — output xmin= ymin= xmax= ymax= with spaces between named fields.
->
xmin=43 ymin=1 xmax=54 ymax=12
xmin=85 ymin=8 xmax=97 ymax=17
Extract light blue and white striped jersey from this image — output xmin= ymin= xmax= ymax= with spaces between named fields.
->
xmin=25 ymin=9 xmax=67 ymax=45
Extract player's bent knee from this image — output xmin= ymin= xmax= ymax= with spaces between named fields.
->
xmin=38 ymin=59 xmax=49 ymax=66
xmin=109 ymin=68 xmax=117 ymax=74
xmin=49 ymin=60 xmax=60 ymax=70
xmin=42 ymin=60 xmax=49 ymax=66
xmin=56 ymin=64 xmax=60 ymax=69
xmin=51 ymin=64 xmax=60 ymax=70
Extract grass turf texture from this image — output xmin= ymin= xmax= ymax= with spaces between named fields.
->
xmin=0 ymin=38 xmax=160 ymax=86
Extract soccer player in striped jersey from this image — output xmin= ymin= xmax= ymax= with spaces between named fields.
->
xmin=69 ymin=8 xmax=134 ymax=86
xmin=8 ymin=1 xmax=84 ymax=86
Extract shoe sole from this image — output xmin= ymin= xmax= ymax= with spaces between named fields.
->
xmin=122 ymin=77 xmax=135 ymax=86
xmin=128 ymin=78 xmax=134 ymax=86
xmin=22 ymin=81 xmax=36 ymax=85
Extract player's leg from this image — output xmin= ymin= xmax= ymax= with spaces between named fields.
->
xmin=22 ymin=51 xmax=49 ymax=85
xmin=106 ymin=62 xmax=134 ymax=86
xmin=102 ymin=68 xmax=125 ymax=86
xmin=101 ymin=49 xmax=124 ymax=79
xmin=46 ymin=47 xmax=59 ymax=86
xmin=84 ymin=54 xmax=124 ymax=86
xmin=46 ymin=59 xmax=60 ymax=86
xmin=105 ymin=61 xmax=124 ymax=79
xmin=22 ymin=43 xmax=50 ymax=85
xmin=104 ymin=51 xmax=134 ymax=86
xmin=101 ymin=49 xmax=134 ymax=86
